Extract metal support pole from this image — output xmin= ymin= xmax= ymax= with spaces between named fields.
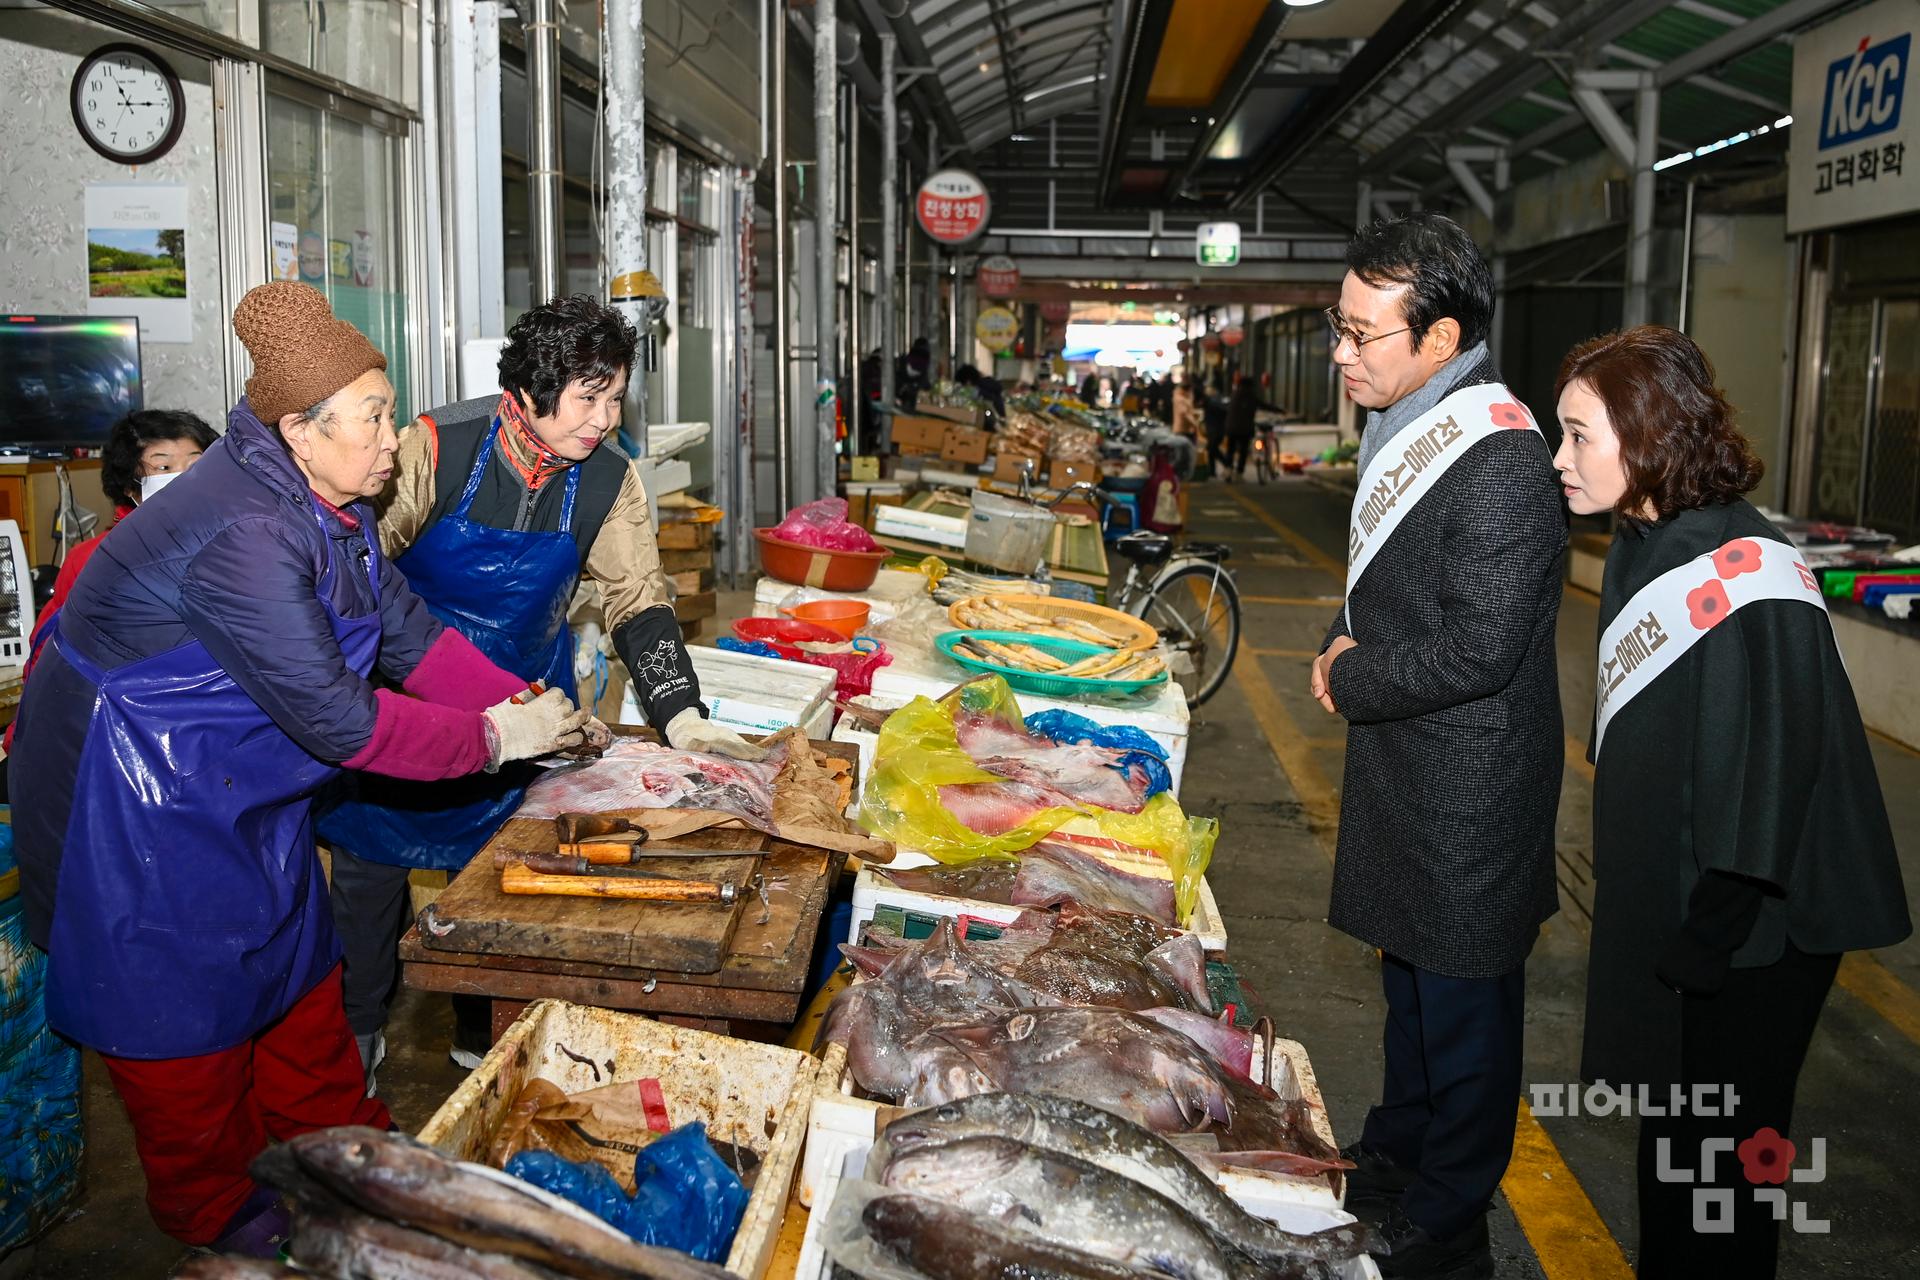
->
xmin=848 ymin=88 xmax=862 ymax=453
xmin=1355 ymin=181 xmax=1371 ymax=229
xmin=879 ymin=35 xmax=897 ymax=442
xmin=1493 ymin=150 xmax=1510 ymax=370
xmin=926 ymin=119 xmax=938 ymax=356
xmin=1678 ymin=178 xmax=1697 ymax=333
xmin=525 ymin=0 xmax=564 ymax=304
xmin=812 ymin=0 xmax=838 ymax=502
xmin=1627 ymin=75 xmax=1659 ymax=327
xmin=605 ymin=0 xmax=650 ymax=447
xmin=771 ymin=5 xmax=791 ymax=512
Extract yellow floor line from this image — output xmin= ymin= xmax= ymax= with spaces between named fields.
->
xmin=1504 ymin=1101 xmax=1637 ymax=1278
xmin=1231 ymin=650 xmax=1342 ymax=863
xmin=1836 ymin=951 xmax=1920 ymax=1050
xmin=1243 ymin=594 xmax=1347 ymax=607
xmin=1223 ymin=485 xmax=1350 ymax=582
xmin=1563 ymin=734 xmax=1595 ymax=782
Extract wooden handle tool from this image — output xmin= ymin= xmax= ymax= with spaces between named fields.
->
xmin=500 ymin=861 xmax=738 ymax=904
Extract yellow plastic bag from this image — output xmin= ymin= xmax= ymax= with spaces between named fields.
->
xmin=859 ymin=676 xmax=1215 ymax=919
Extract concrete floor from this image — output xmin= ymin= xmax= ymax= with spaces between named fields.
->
xmin=18 ymin=474 xmax=1920 ymax=1278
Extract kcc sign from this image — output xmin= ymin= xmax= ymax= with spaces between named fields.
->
xmin=1789 ymin=0 xmax=1920 ymax=232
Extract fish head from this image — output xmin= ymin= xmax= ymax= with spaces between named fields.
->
xmin=286 ymin=1127 xmax=432 ymax=1206
xmin=883 ymin=1092 xmax=1038 ymax=1155
xmin=880 ymin=1135 xmax=1024 ymax=1197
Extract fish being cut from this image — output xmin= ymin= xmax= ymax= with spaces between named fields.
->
xmin=877 ymin=1136 xmax=1262 ymax=1280
xmin=518 ymin=739 xmax=788 ymax=828
xmin=251 ymin=1128 xmax=734 ymax=1280
xmin=875 ymin=1093 xmax=1377 ymax=1268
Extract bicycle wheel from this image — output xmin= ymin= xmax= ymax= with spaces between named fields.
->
xmin=1255 ymin=441 xmax=1275 ymax=485
xmin=1134 ymin=561 xmax=1241 ymax=706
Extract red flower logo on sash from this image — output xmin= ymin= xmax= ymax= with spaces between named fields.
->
xmin=1490 ymin=402 xmax=1531 ymax=430
xmin=1737 ymin=1127 xmax=1796 ymax=1185
xmin=1713 ymin=539 xmax=1763 ymax=580
xmin=1686 ymin=580 xmax=1732 ymax=630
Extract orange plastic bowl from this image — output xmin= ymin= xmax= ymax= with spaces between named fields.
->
xmin=780 ymin=599 xmax=870 ymax=639
xmin=754 ymin=529 xmax=889 ymax=591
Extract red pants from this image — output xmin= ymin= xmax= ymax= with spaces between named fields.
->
xmin=100 ymin=963 xmax=390 ymax=1245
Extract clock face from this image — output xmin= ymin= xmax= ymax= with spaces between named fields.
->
xmin=71 ymin=44 xmax=184 ymax=165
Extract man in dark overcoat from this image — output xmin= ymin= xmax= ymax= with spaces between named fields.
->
xmin=1310 ymin=213 xmax=1567 ymax=1279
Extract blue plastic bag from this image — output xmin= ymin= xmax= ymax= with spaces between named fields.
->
xmin=505 ymin=1122 xmax=749 ymax=1262
xmin=716 ymin=637 xmax=784 ymax=660
xmin=1023 ymin=709 xmax=1173 ymax=798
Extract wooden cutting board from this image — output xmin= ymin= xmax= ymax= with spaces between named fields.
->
xmin=422 ymin=815 xmax=770 ymax=974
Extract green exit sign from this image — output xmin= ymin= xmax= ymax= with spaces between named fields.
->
xmin=1196 ymin=221 xmax=1241 ymax=267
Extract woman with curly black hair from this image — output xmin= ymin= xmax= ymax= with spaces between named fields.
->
xmin=1556 ymin=325 xmax=1908 ymax=1279
xmin=317 ymin=293 xmax=760 ymax=1081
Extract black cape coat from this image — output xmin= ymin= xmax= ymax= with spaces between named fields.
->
xmin=1579 ymin=500 xmax=1911 ymax=1087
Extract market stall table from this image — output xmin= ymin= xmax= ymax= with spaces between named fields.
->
xmin=398 ymin=743 xmax=860 ymax=1042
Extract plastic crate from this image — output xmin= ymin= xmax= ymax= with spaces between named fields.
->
xmin=416 ymin=999 xmax=817 ymax=1279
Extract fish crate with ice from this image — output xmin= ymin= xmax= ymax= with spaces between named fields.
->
xmin=416 ymin=999 xmax=817 ymax=1280
xmin=798 ymin=1032 xmax=1341 ymax=1214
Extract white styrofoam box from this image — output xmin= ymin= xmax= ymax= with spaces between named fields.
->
xmin=916 ymin=464 xmax=981 ymax=489
xmin=875 ymin=505 xmax=968 ymax=548
xmin=617 ymin=645 xmax=833 ymax=739
xmin=868 ymin=666 xmax=1191 ymax=797
xmin=417 ymin=999 xmax=817 ymax=1280
xmin=794 ymin=1148 xmax=865 ymax=1280
xmin=848 ymin=865 xmax=1227 ymax=952
xmin=799 ymin=1034 xmax=1341 ymax=1215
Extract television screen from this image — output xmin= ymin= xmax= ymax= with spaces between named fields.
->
xmin=0 ymin=314 xmax=144 ymax=446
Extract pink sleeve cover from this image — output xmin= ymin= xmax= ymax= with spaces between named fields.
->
xmin=402 ymin=627 xmax=530 ymax=711
xmin=341 ymin=688 xmax=493 ymax=779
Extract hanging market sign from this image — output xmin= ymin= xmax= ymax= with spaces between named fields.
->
xmin=1788 ymin=0 xmax=1919 ymax=233
xmin=1040 ymin=301 xmax=1072 ymax=323
xmin=974 ymin=305 xmax=1020 ymax=351
xmin=916 ymin=169 xmax=991 ymax=245
xmin=1196 ymin=221 xmax=1241 ymax=267
xmin=1221 ymin=325 xmax=1246 ymax=347
xmin=977 ymin=254 xmax=1020 ymax=297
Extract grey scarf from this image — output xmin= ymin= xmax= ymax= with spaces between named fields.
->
xmin=1356 ymin=341 xmax=1490 ymax=474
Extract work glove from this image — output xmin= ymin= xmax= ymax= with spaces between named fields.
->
xmin=664 ymin=707 xmax=769 ymax=761
xmin=483 ymin=686 xmax=591 ymax=770
xmin=581 ymin=715 xmax=614 ymax=752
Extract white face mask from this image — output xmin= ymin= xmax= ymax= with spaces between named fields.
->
xmin=139 ymin=471 xmax=183 ymax=503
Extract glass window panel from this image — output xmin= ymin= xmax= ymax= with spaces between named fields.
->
xmin=263 ymin=0 xmax=420 ymax=107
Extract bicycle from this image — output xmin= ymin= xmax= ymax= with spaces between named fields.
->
xmin=1250 ymin=423 xmax=1277 ymax=485
xmin=1021 ymin=477 xmax=1242 ymax=706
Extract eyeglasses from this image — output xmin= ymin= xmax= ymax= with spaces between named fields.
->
xmin=1325 ymin=307 xmax=1411 ymax=352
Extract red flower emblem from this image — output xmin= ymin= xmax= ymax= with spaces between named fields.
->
xmin=1737 ymin=1127 xmax=1796 ymax=1185
xmin=1490 ymin=401 xmax=1532 ymax=430
xmin=1713 ymin=539 xmax=1764 ymax=580
xmin=1686 ymin=580 xmax=1732 ymax=630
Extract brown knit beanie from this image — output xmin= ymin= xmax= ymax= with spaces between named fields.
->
xmin=232 ymin=282 xmax=388 ymax=424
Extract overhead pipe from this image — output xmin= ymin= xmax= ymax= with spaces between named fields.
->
xmin=525 ymin=0 xmax=565 ymax=303
xmin=812 ymin=0 xmax=839 ymax=501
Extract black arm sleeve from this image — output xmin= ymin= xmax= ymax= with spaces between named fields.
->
xmin=610 ymin=603 xmax=707 ymax=727
xmin=1654 ymin=871 xmax=1769 ymax=996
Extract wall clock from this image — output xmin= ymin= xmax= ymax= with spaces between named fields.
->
xmin=71 ymin=42 xmax=185 ymax=166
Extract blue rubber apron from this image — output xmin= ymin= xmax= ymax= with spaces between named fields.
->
xmin=44 ymin=501 xmax=382 ymax=1059
xmin=317 ymin=424 xmax=581 ymax=871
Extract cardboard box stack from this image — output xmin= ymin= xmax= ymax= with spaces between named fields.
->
xmin=657 ymin=515 xmax=717 ymax=642
xmin=890 ymin=415 xmax=948 ymax=457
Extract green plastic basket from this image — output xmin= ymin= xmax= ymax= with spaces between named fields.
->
xmin=936 ymin=630 xmax=1169 ymax=698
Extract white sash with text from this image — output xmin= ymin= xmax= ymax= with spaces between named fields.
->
xmin=1346 ymin=381 xmax=1540 ymax=631
xmin=1593 ymin=536 xmax=1827 ymax=755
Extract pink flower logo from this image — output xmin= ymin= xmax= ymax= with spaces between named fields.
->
xmin=1714 ymin=539 xmax=1763 ymax=580
xmin=1738 ymin=1127 xmax=1796 ymax=1185
xmin=1687 ymin=580 xmax=1732 ymax=631
xmin=1490 ymin=401 xmax=1532 ymax=430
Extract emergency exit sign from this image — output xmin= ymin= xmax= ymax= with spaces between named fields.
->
xmin=1197 ymin=222 xmax=1241 ymax=266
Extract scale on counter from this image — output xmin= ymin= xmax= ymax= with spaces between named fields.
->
xmin=0 ymin=518 xmax=33 ymax=667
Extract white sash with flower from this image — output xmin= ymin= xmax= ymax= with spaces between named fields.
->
xmin=1593 ymin=537 xmax=1827 ymax=754
xmin=1346 ymin=382 xmax=1540 ymax=631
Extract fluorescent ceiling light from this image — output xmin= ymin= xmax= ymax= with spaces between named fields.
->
xmin=1024 ymin=74 xmax=1101 ymax=103
xmin=1283 ymin=0 xmax=1329 ymax=7
xmin=1651 ymin=115 xmax=1790 ymax=172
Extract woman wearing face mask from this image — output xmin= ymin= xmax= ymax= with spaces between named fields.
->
xmin=316 ymin=293 xmax=761 ymax=1081
xmin=4 ymin=411 xmax=216 ymax=756
xmin=7 ymin=282 xmax=588 ymax=1257
xmin=1554 ymin=325 xmax=1908 ymax=1279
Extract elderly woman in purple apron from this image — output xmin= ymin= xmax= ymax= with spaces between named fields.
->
xmin=1554 ymin=324 xmax=1909 ymax=1280
xmin=318 ymin=293 xmax=763 ymax=1078
xmin=7 ymin=283 xmax=589 ymax=1256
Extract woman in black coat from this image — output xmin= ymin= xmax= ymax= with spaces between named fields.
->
xmin=1554 ymin=326 xmax=1909 ymax=1280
